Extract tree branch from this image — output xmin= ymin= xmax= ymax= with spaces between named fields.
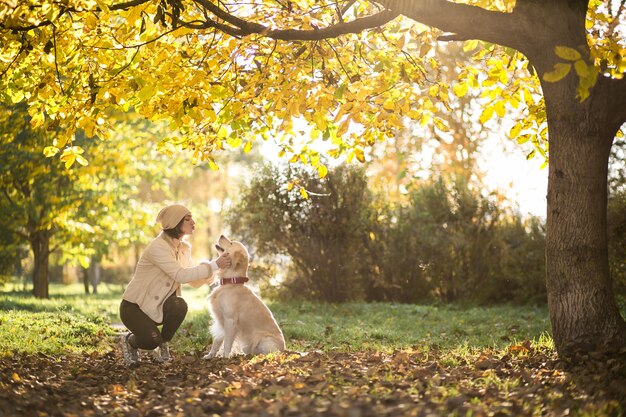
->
xmin=192 ymin=0 xmax=399 ymax=40
xmin=52 ymin=25 xmax=65 ymax=95
xmin=377 ymin=0 xmax=523 ymax=49
xmin=268 ymin=10 xmax=400 ymax=40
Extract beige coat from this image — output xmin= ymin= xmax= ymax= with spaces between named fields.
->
xmin=122 ymin=232 xmax=215 ymax=323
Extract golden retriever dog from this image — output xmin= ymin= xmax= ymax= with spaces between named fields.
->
xmin=203 ymin=235 xmax=285 ymax=359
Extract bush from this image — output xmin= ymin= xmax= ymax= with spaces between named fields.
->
xmin=227 ymin=165 xmax=547 ymax=305
xmin=364 ymin=176 xmax=546 ymax=304
xmin=227 ymin=163 xmax=373 ymax=302
xmin=360 ymin=194 xmax=434 ymax=303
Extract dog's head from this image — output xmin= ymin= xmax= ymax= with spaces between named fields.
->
xmin=215 ymin=234 xmax=249 ymax=278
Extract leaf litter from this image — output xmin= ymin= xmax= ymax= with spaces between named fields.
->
xmin=0 ymin=343 xmax=624 ymax=417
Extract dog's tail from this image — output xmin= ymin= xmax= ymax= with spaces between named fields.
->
xmin=210 ymin=320 xmax=224 ymax=340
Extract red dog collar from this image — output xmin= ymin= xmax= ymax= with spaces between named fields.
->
xmin=220 ymin=277 xmax=249 ymax=285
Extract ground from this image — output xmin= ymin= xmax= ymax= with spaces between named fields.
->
xmin=1 ymin=343 xmax=624 ymax=417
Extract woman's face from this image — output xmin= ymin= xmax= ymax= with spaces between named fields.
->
xmin=180 ymin=214 xmax=195 ymax=236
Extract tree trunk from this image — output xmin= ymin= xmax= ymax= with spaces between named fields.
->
xmin=90 ymin=259 xmax=100 ymax=294
xmin=543 ymin=85 xmax=626 ymax=356
xmin=82 ymin=266 xmax=90 ymax=294
xmin=30 ymin=230 xmax=50 ymax=299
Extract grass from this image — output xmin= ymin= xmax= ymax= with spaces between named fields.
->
xmin=0 ymin=282 xmax=552 ymax=356
xmin=0 ymin=283 xmax=123 ymax=355
xmin=270 ymin=302 xmax=551 ymax=353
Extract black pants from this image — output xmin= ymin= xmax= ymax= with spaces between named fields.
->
xmin=119 ymin=293 xmax=188 ymax=350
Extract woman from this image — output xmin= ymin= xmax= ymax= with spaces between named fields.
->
xmin=120 ymin=203 xmax=231 ymax=365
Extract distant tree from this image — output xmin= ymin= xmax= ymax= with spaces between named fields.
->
xmin=0 ymin=104 xmax=81 ymax=297
xmin=0 ymin=106 xmax=191 ymax=297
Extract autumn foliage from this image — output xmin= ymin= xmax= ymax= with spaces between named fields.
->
xmin=2 ymin=345 xmax=624 ymax=416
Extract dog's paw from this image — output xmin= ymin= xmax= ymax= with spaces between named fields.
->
xmin=202 ymin=352 xmax=215 ymax=360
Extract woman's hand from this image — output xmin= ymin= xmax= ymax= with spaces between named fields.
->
xmin=216 ymin=252 xmax=232 ymax=269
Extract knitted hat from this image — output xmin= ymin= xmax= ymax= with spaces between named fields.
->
xmin=156 ymin=204 xmax=191 ymax=230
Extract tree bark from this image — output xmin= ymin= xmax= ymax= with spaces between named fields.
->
xmin=30 ymin=230 xmax=50 ymax=299
xmin=544 ymin=121 xmax=626 ymax=354
xmin=518 ymin=1 xmax=626 ymax=355
xmin=540 ymin=73 xmax=626 ymax=355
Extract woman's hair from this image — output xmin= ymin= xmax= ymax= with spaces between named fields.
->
xmin=163 ymin=217 xmax=186 ymax=239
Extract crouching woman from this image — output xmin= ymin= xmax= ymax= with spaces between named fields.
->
xmin=119 ymin=203 xmax=231 ymax=365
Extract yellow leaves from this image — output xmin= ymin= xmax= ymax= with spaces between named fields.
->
xmin=125 ymin=5 xmax=145 ymax=28
xmin=355 ymin=148 xmax=365 ymax=163
xmin=76 ymin=117 xmax=97 ymax=138
xmin=509 ymin=122 xmax=522 ymax=140
xmin=433 ymin=118 xmax=450 ymax=132
xmin=95 ymin=0 xmax=110 ymax=13
xmin=479 ymin=106 xmax=494 ymax=124
xmin=452 ymin=82 xmax=468 ymax=98
xmin=573 ymin=59 xmax=590 ymax=78
xmin=575 ymin=62 xmax=599 ymax=102
xmin=337 ymin=119 xmax=351 ymax=137
xmin=208 ymin=158 xmax=219 ymax=171
xmin=382 ymin=100 xmax=395 ymax=111
xmin=543 ymin=45 xmax=599 ymax=101
xmin=227 ymin=136 xmax=243 ymax=149
xmin=8 ymin=89 xmax=25 ymax=104
xmin=428 ymin=84 xmax=439 ymax=98
xmin=30 ymin=112 xmax=45 ymax=129
xmin=542 ymin=63 xmax=572 ymax=83
xmin=483 ymin=64 xmax=508 ymax=87
xmin=287 ymin=181 xmax=310 ymax=199
xmin=60 ymin=146 xmax=89 ymax=169
xmin=347 ymin=148 xmax=365 ymax=163
xmin=467 ymin=74 xmax=480 ymax=89
xmin=43 ymin=146 xmax=60 ymax=157
xmin=84 ymin=13 xmax=99 ymax=31
xmin=137 ymin=84 xmax=155 ymax=102
xmin=494 ymin=101 xmax=506 ymax=118
xmin=555 ymin=46 xmax=582 ymax=61
xmin=463 ymin=39 xmax=479 ymax=52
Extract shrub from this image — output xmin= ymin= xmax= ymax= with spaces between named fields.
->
xmin=227 ymin=163 xmax=373 ymax=302
xmin=227 ymin=165 xmax=547 ymax=305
